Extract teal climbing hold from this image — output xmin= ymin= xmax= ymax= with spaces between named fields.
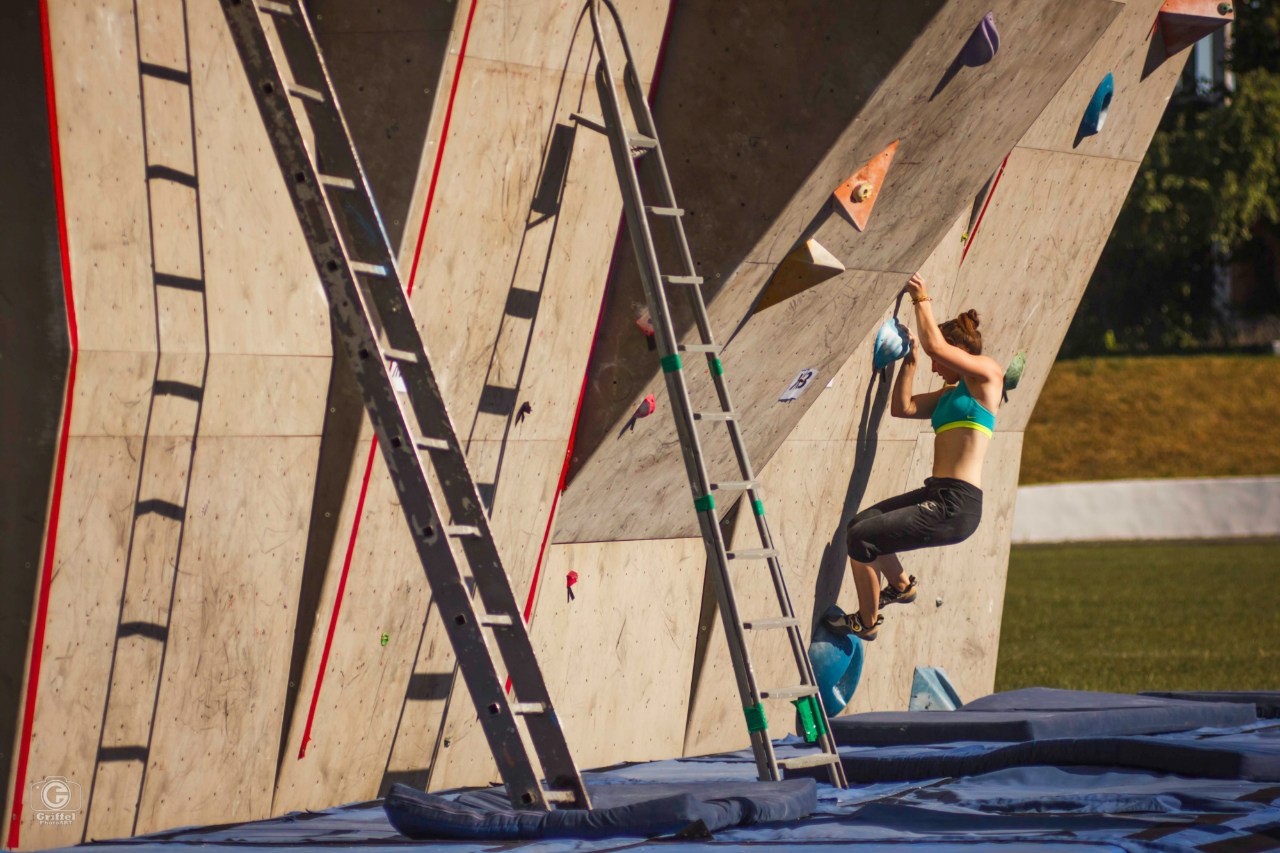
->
xmin=1080 ymin=73 xmax=1114 ymax=138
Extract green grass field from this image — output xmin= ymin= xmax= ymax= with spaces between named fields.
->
xmin=1020 ymin=355 xmax=1280 ymax=484
xmin=996 ymin=539 xmax=1280 ymax=693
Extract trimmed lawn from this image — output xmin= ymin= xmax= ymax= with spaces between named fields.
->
xmin=996 ymin=539 xmax=1280 ymax=693
xmin=1020 ymin=355 xmax=1280 ymax=484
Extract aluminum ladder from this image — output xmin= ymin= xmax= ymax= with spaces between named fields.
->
xmin=574 ymin=0 xmax=847 ymax=786
xmin=218 ymin=0 xmax=590 ymax=810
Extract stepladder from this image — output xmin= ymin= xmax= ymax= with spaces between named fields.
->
xmin=573 ymin=0 xmax=848 ymax=787
xmin=217 ymin=0 xmax=590 ymax=810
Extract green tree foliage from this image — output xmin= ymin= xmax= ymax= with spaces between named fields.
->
xmin=1064 ymin=0 xmax=1280 ymax=356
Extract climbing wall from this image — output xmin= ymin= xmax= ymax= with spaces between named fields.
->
xmin=4 ymin=0 xmax=1207 ymax=846
xmin=554 ymin=0 xmax=1124 ymax=542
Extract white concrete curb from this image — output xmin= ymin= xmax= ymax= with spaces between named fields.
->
xmin=1012 ymin=476 xmax=1280 ymax=543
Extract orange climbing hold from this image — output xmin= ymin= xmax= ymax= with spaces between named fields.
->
xmin=832 ymin=140 xmax=899 ymax=232
xmin=1158 ymin=0 xmax=1234 ymax=56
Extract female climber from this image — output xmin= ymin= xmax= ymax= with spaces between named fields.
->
xmin=825 ymin=272 xmax=1004 ymax=640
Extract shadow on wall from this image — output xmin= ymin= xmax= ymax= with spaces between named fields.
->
xmin=567 ymin=0 xmax=950 ymax=486
xmin=810 ymin=365 xmax=895 ymax=629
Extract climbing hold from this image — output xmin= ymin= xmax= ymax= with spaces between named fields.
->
xmin=1004 ymin=352 xmax=1026 ymax=391
xmin=1158 ymin=0 xmax=1235 ymax=56
xmin=872 ymin=316 xmax=911 ymax=371
xmin=809 ymin=605 xmax=865 ymax=716
xmin=958 ymin=11 xmax=1000 ymax=67
xmin=754 ymin=238 xmax=846 ymax=313
xmin=832 ymin=140 xmax=899 ymax=232
xmin=1078 ymin=73 xmax=1114 ymax=139
xmin=635 ymin=310 xmax=655 ymax=337
xmin=850 ymin=182 xmax=872 ymax=203
xmin=566 ymin=570 xmax=578 ymax=602
xmin=636 ymin=393 xmax=656 ymax=418
xmin=1002 ymin=351 xmax=1026 ymax=402
xmin=908 ymin=666 xmax=963 ymax=711
xmin=380 ymin=633 xmax=390 ymax=647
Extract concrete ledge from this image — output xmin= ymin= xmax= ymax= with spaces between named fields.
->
xmin=1013 ymin=477 xmax=1280 ymax=543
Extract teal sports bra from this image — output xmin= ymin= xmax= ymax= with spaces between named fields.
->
xmin=932 ymin=379 xmax=996 ymax=437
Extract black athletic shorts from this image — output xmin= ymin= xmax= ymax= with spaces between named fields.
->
xmin=845 ymin=477 xmax=983 ymax=563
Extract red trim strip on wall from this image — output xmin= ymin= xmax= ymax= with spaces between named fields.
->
xmin=961 ymin=152 xmax=1010 ymax=265
xmin=8 ymin=1 xmax=79 ymax=847
xmin=517 ymin=0 xmax=681 ymax=635
xmin=297 ymin=0 xmax=481 ymax=760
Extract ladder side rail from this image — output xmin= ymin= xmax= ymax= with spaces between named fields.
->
xmin=604 ymin=4 xmax=847 ymax=787
xmin=590 ymin=22 xmax=777 ymax=775
xmin=270 ymin=0 xmax=591 ymax=804
xmin=219 ymin=0 xmax=571 ymax=809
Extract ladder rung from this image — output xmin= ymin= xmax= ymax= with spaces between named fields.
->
xmin=628 ymin=134 xmax=657 ymax=149
xmin=646 ymin=205 xmax=684 ymax=216
xmin=256 ymin=0 xmax=293 ymax=14
xmin=694 ymin=411 xmax=735 ymax=422
xmin=780 ymin=753 xmax=841 ymax=771
xmin=711 ymin=480 xmax=757 ymax=492
xmin=679 ymin=343 xmax=721 ymax=354
xmin=479 ymin=613 xmax=515 ymax=627
xmin=349 ymin=261 xmax=389 ymax=277
xmin=570 ymin=112 xmax=607 ymax=134
xmin=726 ymin=548 xmax=778 ymax=561
xmin=446 ymin=525 xmax=482 ymax=538
xmin=319 ymin=174 xmax=357 ymax=190
xmin=509 ymin=702 xmax=547 ymax=715
xmin=286 ymin=83 xmax=325 ymax=104
xmin=742 ymin=617 xmax=798 ymax=631
xmin=542 ymin=789 xmax=579 ymax=804
xmin=760 ymin=685 xmax=818 ymax=700
xmin=662 ymin=275 xmax=703 ymax=286
xmin=384 ymin=348 xmax=419 ymax=364
xmin=415 ymin=437 xmax=450 ymax=451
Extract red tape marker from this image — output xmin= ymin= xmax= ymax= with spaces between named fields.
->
xmin=298 ymin=0 xmax=481 ymax=760
xmin=9 ymin=2 xmax=79 ymax=846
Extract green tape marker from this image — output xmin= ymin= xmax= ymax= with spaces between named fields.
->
xmin=660 ymin=353 xmax=682 ymax=373
xmin=752 ymin=498 xmax=765 ymax=517
xmin=693 ymin=493 xmax=715 ymax=513
xmin=744 ymin=703 xmax=768 ymax=732
xmin=793 ymin=697 xmax=818 ymax=742
xmin=711 ymin=357 xmax=724 ymax=376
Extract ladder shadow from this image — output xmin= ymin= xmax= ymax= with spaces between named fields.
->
xmin=809 ymin=366 xmax=893 ymax=630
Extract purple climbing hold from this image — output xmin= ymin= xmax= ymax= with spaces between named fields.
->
xmin=959 ymin=12 xmax=1000 ymax=67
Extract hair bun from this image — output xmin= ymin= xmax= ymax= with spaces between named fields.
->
xmin=963 ymin=309 xmax=981 ymax=330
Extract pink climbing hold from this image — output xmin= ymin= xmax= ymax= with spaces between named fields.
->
xmin=636 ymin=393 xmax=657 ymax=418
xmin=636 ymin=311 xmax=655 ymax=337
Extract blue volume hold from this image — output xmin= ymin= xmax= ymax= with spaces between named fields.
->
xmin=809 ymin=605 xmax=866 ymax=716
xmin=1080 ymin=73 xmax=1115 ymax=138
xmin=872 ymin=316 xmax=911 ymax=371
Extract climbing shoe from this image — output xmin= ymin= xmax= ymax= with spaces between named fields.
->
xmin=822 ymin=610 xmax=884 ymax=641
xmin=879 ymin=575 xmax=918 ymax=608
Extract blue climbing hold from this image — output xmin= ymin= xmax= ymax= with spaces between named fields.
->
xmin=809 ymin=605 xmax=865 ymax=716
xmin=909 ymin=666 xmax=964 ymax=711
xmin=1080 ymin=73 xmax=1115 ymax=138
xmin=873 ymin=316 xmax=911 ymax=371
xmin=959 ymin=12 xmax=1000 ymax=67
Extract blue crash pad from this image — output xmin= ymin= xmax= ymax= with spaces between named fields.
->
xmin=834 ymin=730 xmax=1280 ymax=783
xmin=808 ymin=605 xmax=865 ymax=715
xmin=1141 ymin=691 xmax=1280 ymax=719
xmin=383 ymin=779 xmax=817 ymax=840
xmin=830 ymin=687 xmax=1256 ymax=746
